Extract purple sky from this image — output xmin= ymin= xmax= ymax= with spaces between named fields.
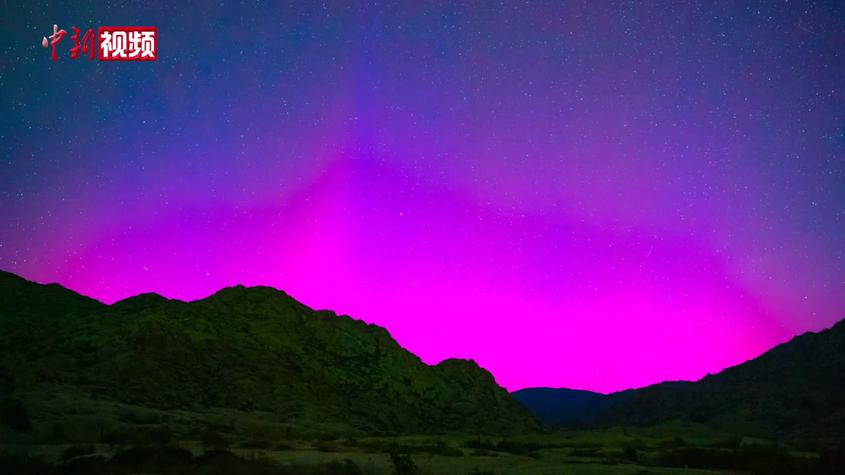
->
xmin=2 ymin=1 xmax=844 ymax=392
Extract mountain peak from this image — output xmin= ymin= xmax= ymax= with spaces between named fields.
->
xmin=110 ymin=292 xmax=174 ymax=310
xmin=0 ymin=270 xmax=105 ymax=317
xmin=204 ymin=283 xmax=297 ymax=304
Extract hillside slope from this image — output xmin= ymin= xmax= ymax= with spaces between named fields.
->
xmin=0 ymin=270 xmax=537 ymax=436
xmin=514 ymin=320 xmax=845 ymax=438
xmin=600 ymin=319 xmax=845 ymax=437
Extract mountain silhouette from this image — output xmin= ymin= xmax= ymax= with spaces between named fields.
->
xmin=510 ymin=387 xmax=609 ymax=426
xmin=0 ymin=270 xmax=537 ymax=435
xmin=514 ymin=319 xmax=845 ymax=437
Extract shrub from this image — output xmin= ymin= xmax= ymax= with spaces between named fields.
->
xmin=59 ymin=445 xmax=96 ymax=461
xmin=319 ymin=459 xmax=364 ymax=475
xmin=200 ymin=429 xmax=231 ymax=449
xmin=101 ymin=424 xmax=172 ymax=445
xmin=570 ymin=447 xmax=600 ymax=457
xmin=118 ymin=408 xmax=160 ymax=424
xmin=239 ymin=439 xmax=274 ymax=449
xmin=490 ymin=439 xmax=542 ymax=457
xmin=656 ymin=436 xmax=686 ymax=449
xmin=314 ymin=440 xmax=338 ymax=452
xmin=0 ymin=450 xmax=52 ymax=475
xmin=389 ymin=452 xmax=417 ymax=475
xmin=110 ymin=445 xmax=193 ymax=468
xmin=0 ymin=398 xmax=31 ymax=432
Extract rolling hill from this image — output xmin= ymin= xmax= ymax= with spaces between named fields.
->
xmin=0 ymin=270 xmax=537 ymax=439
xmin=514 ymin=319 xmax=845 ymax=439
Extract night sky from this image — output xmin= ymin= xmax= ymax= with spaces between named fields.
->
xmin=1 ymin=1 xmax=844 ymax=393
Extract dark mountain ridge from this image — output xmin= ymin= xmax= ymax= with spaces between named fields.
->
xmin=0 ymin=270 xmax=537 ymax=436
xmin=510 ymin=387 xmax=609 ymax=426
xmin=514 ymin=319 xmax=845 ymax=438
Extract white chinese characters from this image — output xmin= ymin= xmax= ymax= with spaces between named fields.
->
xmin=99 ymin=28 xmax=156 ymax=61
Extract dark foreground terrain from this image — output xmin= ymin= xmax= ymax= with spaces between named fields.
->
xmin=1 ymin=270 xmax=843 ymax=474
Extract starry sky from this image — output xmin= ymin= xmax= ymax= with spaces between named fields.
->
xmin=1 ymin=1 xmax=844 ymax=393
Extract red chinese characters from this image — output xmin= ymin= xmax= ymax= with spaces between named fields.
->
xmin=69 ymin=27 xmax=96 ymax=60
xmin=43 ymin=24 xmax=67 ymax=61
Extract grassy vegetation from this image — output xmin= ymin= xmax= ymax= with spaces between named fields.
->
xmin=2 ymin=369 xmax=843 ymax=474
xmin=3 ymin=399 xmax=844 ymax=475
xmin=4 ymin=432 xmax=842 ymax=474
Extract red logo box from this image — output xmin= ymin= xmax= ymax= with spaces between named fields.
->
xmin=98 ymin=26 xmax=157 ymax=61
